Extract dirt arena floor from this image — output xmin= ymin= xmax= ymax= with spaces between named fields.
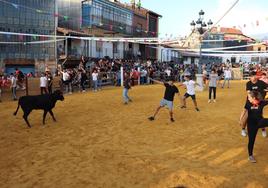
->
xmin=1 ymin=81 xmax=268 ymax=188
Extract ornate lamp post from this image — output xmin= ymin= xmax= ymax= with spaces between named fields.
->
xmin=190 ymin=10 xmax=213 ymax=90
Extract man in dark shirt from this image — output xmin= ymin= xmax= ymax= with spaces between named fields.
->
xmin=241 ymin=71 xmax=268 ymax=137
xmin=148 ymin=78 xmax=179 ymax=122
xmin=246 ymin=72 xmax=267 ymax=99
xmin=123 ymin=72 xmax=132 ymax=104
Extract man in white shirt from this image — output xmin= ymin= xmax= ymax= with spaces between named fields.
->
xmin=10 ymin=73 xmax=17 ymax=100
xmin=61 ymin=69 xmax=72 ymax=94
xmin=179 ymin=75 xmax=200 ymax=111
xmin=140 ymin=69 xmax=147 ymax=85
xmin=40 ymin=73 xmax=48 ymax=95
xmin=222 ymin=67 xmax=232 ymax=88
xmin=92 ymin=70 xmax=98 ymax=92
xmin=165 ymin=68 xmax=171 ymax=77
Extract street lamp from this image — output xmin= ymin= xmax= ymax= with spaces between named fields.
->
xmin=190 ymin=10 xmax=213 ymax=74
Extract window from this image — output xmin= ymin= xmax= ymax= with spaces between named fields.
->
xmin=113 ymin=42 xmax=118 ymax=53
xmin=96 ymin=41 xmax=103 ymax=52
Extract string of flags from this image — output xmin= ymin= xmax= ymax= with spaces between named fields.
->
xmin=234 ymin=18 xmax=268 ymax=31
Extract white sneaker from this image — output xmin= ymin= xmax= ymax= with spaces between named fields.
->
xmin=213 ymin=100 xmax=216 ymax=103
xmin=208 ymin=100 xmax=211 ymax=103
xmin=248 ymin=155 xmax=257 ymax=163
xmin=262 ymin=129 xmax=267 ymax=137
xmin=241 ymin=129 xmax=247 ymax=137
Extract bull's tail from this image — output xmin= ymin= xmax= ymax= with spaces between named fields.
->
xmin=13 ymin=101 xmax=20 ymax=116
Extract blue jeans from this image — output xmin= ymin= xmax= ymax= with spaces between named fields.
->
xmin=141 ymin=77 xmax=147 ymax=85
xmin=11 ymin=87 xmax=17 ymax=100
xmin=93 ymin=80 xmax=98 ymax=90
xmin=98 ymin=79 xmax=102 ymax=89
xmin=123 ymin=88 xmax=130 ymax=103
xmin=117 ymin=79 xmax=121 ymax=86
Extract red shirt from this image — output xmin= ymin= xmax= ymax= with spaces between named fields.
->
xmin=256 ymin=70 xmax=262 ymax=79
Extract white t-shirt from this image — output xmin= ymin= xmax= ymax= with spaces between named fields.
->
xmin=141 ymin=70 xmax=147 ymax=77
xmin=183 ymin=80 xmax=196 ymax=95
xmin=11 ymin=76 xmax=17 ymax=87
xmin=40 ymin=76 xmax=47 ymax=87
xmin=62 ymin=72 xmax=70 ymax=81
xmin=203 ymin=70 xmax=207 ymax=76
xmin=224 ymin=70 xmax=232 ymax=79
xmin=92 ymin=72 xmax=98 ymax=81
xmin=165 ymin=69 xmax=171 ymax=76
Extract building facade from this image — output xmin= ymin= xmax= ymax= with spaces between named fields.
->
xmin=57 ymin=0 xmax=161 ymax=66
xmin=0 ymin=0 xmax=56 ymax=74
xmin=169 ymin=27 xmax=258 ymax=67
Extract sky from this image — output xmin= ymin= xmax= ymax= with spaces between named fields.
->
xmin=120 ymin=0 xmax=268 ymax=38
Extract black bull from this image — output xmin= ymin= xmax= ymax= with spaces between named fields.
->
xmin=13 ymin=90 xmax=64 ymax=128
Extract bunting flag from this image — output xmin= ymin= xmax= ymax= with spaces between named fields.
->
xmin=36 ymin=9 xmax=42 ymax=13
xmin=11 ymin=3 xmax=19 ymax=9
xmin=63 ymin=16 xmax=69 ymax=21
xmin=19 ymin=35 xmax=24 ymax=41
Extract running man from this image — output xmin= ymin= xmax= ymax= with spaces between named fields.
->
xmin=148 ymin=78 xmax=179 ymax=122
xmin=180 ymin=75 xmax=200 ymax=111
xmin=123 ymin=72 xmax=132 ymax=104
xmin=244 ymin=91 xmax=268 ymax=163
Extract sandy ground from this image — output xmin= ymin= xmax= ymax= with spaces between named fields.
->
xmin=0 ymin=81 xmax=268 ymax=188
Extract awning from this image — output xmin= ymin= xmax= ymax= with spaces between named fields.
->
xmin=4 ymin=59 xmax=35 ymax=65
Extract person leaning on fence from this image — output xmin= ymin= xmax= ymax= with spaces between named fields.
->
xmin=140 ymin=68 xmax=147 ymax=85
xmin=15 ymin=68 xmax=25 ymax=90
xmin=116 ymin=70 xmax=121 ymax=86
xmin=10 ymin=73 xmax=17 ymax=101
xmin=97 ymin=69 xmax=102 ymax=90
xmin=92 ymin=69 xmax=99 ymax=92
xmin=61 ymin=69 xmax=72 ymax=94
xmin=47 ymin=72 xmax=53 ymax=94
xmin=80 ymin=68 xmax=87 ymax=92
xmin=217 ymin=66 xmax=224 ymax=87
xmin=40 ymin=73 xmax=48 ymax=95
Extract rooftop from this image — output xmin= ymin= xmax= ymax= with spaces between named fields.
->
xmin=109 ymin=0 xmax=162 ymax=18
xmin=210 ymin=27 xmax=243 ymax=35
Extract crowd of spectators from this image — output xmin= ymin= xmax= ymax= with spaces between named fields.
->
xmin=1 ymin=57 xmax=268 ymax=102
